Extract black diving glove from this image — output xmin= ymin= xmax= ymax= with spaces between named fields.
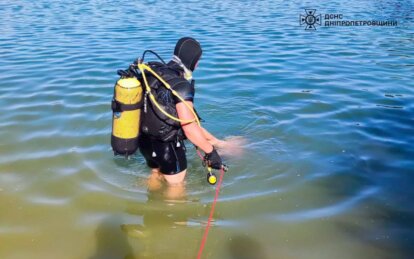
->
xmin=204 ymin=148 xmax=223 ymax=170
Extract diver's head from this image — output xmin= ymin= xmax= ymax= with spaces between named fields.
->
xmin=173 ymin=37 xmax=202 ymax=72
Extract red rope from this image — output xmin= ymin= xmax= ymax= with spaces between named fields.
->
xmin=196 ymin=167 xmax=225 ymax=259
xmin=196 ymin=149 xmax=204 ymax=160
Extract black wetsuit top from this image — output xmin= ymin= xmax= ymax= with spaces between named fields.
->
xmin=139 ymin=61 xmax=195 ymax=174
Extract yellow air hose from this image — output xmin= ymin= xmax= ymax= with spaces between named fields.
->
xmin=138 ymin=63 xmax=201 ymax=127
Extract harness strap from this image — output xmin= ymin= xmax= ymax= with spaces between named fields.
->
xmin=111 ymin=98 xmax=143 ymax=112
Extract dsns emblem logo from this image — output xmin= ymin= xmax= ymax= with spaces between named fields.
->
xmin=300 ymin=9 xmax=321 ymax=30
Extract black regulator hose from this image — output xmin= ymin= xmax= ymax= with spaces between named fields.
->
xmin=140 ymin=50 xmax=167 ymax=65
xmin=117 ymin=50 xmax=166 ymax=79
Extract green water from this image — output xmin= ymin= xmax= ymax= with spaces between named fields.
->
xmin=0 ymin=0 xmax=413 ymax=258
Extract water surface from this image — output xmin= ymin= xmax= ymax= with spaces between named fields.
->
xmin=0 ymin=0 xmax=413 ymax=258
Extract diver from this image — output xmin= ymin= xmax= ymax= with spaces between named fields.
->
xmin=138 ymin=37 xmax=226 ymax=198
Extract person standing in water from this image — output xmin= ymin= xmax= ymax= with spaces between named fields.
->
xmin=138 ymin=37 xmax=227 ymax=198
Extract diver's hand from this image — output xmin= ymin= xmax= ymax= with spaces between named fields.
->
xmin=215 ymin=136 xmax=247 ymax=157
xmin=204 ymin=148 xmax=223 ymax=170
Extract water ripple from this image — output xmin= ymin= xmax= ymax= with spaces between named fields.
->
xmin=1 ymin=0 xmax=413 ymax=258
xmin=275 ymin=187 xmax=380 ymax=222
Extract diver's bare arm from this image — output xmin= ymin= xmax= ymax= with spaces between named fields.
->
xmin=200 ymin=127 xmax=224 ymax=148
xmin=176 ymin=102 xmax=214 ymax=153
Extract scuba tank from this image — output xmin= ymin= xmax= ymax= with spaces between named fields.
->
xmin=111 ymin=69 xmax=143 ymax=156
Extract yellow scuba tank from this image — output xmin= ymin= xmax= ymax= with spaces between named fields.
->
xmin=111 ymin=73 xmax=143 ymax=156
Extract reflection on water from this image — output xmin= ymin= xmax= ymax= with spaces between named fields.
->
xmin=227 ymin=235 xmax=268 ymax=259
xmin=122 ymin=190 xmax=206 ymax=258
xmin=0 ymin=0 xmax=413 ymax=258
xmin=90 ymin=216 xmax=135 ymax=259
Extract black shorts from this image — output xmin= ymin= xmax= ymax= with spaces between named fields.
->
xmin=138 ymin=134 xmax=187 ymax=175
